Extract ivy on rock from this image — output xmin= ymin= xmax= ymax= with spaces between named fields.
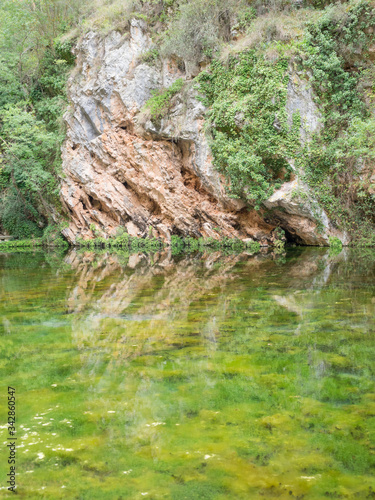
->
xmin=197 ymin=50 xmax=299 ymax=209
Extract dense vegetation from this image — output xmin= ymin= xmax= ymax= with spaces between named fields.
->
xmin=193 ymin=0 xmax=375 ymax=244
xmin=301 ymin=1 xmax=375 ymax=245
xmin=0 ymin=1 xmax=83 ymax=239
xmin=197 ymin=52 xmax=297 ymax=209
xmin=1 ymin=0 xmax=375 ymax=244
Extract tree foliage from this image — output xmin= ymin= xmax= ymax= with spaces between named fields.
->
xmin=299 ymin=0 xmax=375 ymax=244
xmin=0 ymin=0 xmax=79 ymax=237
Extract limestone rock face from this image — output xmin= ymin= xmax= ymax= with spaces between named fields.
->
xmin=286 ymin=72 xmax=322 ymax=141
xmin=263 ymin=180 xmax=349 ymax=245
xmin=60 ymin=21 xmax=345 ymax=246
xmin=61 ymin=21 xmax=271 ymax=244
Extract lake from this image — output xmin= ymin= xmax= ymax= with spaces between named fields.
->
xmin=0 ymin=248 xmax=374 ymax=499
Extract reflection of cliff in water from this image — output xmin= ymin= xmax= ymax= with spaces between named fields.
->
xmin=65 ymin=250 xmax=268 ymax=370
xmin=62 ymin=248 xmax=375 ymax=381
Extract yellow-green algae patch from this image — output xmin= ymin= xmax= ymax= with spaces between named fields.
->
xmin=0 ymin=248 xmax=374 ymax=498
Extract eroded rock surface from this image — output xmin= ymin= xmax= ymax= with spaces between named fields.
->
xmin=60 ymin=21 xmax=346 ymax=246
xmin=61 ymin=20 xmax=272 ymax=244
xmin=263 ymin=180 xmax=349 ymax=245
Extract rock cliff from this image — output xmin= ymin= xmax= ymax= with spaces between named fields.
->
xmin=60 ymin=20 xmax=347 ymax=246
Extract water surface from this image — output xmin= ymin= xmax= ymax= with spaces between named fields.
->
xmin=0 ymin=248 xmax=375 ymax=499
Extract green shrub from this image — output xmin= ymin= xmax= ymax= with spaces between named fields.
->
xmin=169 ymin=235 xmax=262 ymax=254
xmin=0 ymin=191 xmax=43 ymax=239
xmin=162 ymin=0 xmax=256 ymax=66
xmin=144 ymin=78 xmax=185 ymax=121
xmin=328 ymin=236 xmax=342 ymax=248
xmin=139 ymin=48 xmax=160 ymax=65
xmin=0 ymin=0 xmax=79 ymax=239
xmin=0 ymin=237 xmax=58 ymax=250
xmin=298 ymin=0 xmax=375 ymax=242
xmin=74 ymin=234 xmax=163 ymax=252
xmin=197 ymin=49 xmax=297 ymax=208
xmin=42 ymin=223 xmax=69 ymax=248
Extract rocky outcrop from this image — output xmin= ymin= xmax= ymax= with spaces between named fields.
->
xmin=60 ymin=20 xmax=347 ymax=246
xmin=286 ymin=72 xmax=323 ymax=142
xmin=263 ymin=180 xmax=349 ymax=245
xmin=60 ymin=20 xmax=272 ymax=245
xmin=264 ymin=74 xmax=349 ymax=246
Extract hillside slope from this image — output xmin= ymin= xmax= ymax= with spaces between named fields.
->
xmin=1 ymin=0 xmax=375 ymax=246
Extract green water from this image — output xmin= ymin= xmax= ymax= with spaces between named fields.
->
xmin=0 ymin=248 xmax=375 ymax=499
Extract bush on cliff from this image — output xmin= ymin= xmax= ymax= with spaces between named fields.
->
xmin=196 ymin=0 xmax=375 ymax=244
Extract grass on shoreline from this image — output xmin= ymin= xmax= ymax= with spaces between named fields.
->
xmin=75 ymin=235 xmax=261 ymax=254
xmin=0 ymin=237 xmax=68 ymax=250
xmin=0 ymin=235 xmax=262 ymax=254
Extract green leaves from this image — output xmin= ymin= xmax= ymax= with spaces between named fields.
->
xmin=144 ymin=78 xmax=185 ymax=120
xmin=303 ymin=0 xmax=373 ymax=129
xmin=0 ymin=1 xmax=77 ymax=237
xmin=300 ymin=0 xmax=375 ymax=243
xmin=0 ymin=61 xmax=25 ymax=109
xmin=0 ymin=105 xmax=59 ymax=193
xmin=0 ymin=104 xmax=61 ymax=237
xmin=0 ymin=190 xmax=43 ymax=239
xmin=198 ymin=50 xmax=295 ymax=207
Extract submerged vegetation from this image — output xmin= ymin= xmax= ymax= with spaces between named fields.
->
xmin=0 ymin=247 xmax=375 ymax=497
